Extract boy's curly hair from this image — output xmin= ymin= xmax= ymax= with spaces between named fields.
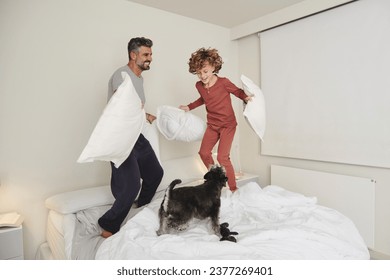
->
xmin=188 ymin=47 xmax=223 ymax=74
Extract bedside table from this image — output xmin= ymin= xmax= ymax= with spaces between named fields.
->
xmin=0 ymin=226 xmax=24 ymax=260
xmin=236 ymin=173 xmax=260 ymax=187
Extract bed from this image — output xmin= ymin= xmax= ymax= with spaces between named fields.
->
xmin=37 ymin=155 xmax=369 ymax=260
xmin=34 ymin=71 xmax=370 ymax=260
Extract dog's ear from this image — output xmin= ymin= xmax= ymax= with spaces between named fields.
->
xmin=204 ymin=165 xmax=218 ymax=180
xmin=203 ymin=170 xmax=213 ymax=180
xmin=218 ymin=171 xmax=228 ymax=183
xmin=217 ymin=166 xmax=228 ymax=182
xmin=204 ymin=165 xmax=228 ymax=183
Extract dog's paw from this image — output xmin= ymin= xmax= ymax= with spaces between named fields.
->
xmin=220 ymin=235 xmax=237 ymax=243
xmin=177 ymin=224 xmax=188 ymax=231
xmin=220 ymin=222 xmax=229 ymax=228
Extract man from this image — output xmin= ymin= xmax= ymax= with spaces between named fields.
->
xmin=98 ymin=37 xmax=164 ymax=238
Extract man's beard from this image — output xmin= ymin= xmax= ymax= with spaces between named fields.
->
xmin=138 ymin=61 xmax=151 ymax=71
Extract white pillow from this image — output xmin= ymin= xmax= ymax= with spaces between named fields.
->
xmin=77 ymin=72 xmax=145 ymax=168
xmin=157 ymin=155 xmax=207 ymax=192
xmin=156 ymin=105 xmax=206 ymax=142
xmin=141 ymin=121 xmax=161 ymax=163
xmin=45 ymin=185 xmax=114 ymax=214
xmin=241 ymin=74 xmax=266 ymax=141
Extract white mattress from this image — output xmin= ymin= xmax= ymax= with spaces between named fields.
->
xmin=46 ymin=210 xmax=77 ymax=259
xmin=44 ymin=204 xmax=144 ymax=260
xmin=46 ymin=210 xmax=67 ymax=259
xmin=36 ymin=242 xmax=53 ymax=260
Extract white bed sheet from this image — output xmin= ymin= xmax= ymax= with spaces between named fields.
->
xmin=95 ymin=182 xmax=369 ymax=260
xmin=68 ymin=204 xmax=146 ymax=259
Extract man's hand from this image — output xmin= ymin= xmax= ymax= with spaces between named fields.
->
xmin=146 ymin=113 xmax=156 ymax=124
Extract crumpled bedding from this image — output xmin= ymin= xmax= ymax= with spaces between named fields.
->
xmin=94 ymin=182 xmax=369 ymax=260
xmin=69 ymin=204 xmax=145 ymax=259
xmin=70 ymin=205 xmax=109 ymax=259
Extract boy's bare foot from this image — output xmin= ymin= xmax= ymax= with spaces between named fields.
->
xmin=101 ymin=230 xmax=113 ymax=238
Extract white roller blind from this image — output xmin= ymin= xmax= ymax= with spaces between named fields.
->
xmin=260 ymin=0 xmax=390 ymax=168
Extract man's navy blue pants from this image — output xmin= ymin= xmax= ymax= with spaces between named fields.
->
xmin=98 ymin=134 xmax=164 ymax=234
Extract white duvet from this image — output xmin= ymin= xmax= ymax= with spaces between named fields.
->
xmin=95 ymin=182 xmax=369 ymax=260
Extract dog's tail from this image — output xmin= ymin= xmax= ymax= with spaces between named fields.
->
xmin=161 ymin=179 xmax=182 ymax=212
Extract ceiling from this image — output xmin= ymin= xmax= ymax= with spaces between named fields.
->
xmin=127 ymin=0 xmax=306 ymax=28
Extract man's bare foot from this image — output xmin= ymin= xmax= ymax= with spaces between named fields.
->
xmin=101 ymin=230 xmax=113 ymax=238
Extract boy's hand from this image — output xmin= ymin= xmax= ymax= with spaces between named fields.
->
xmin=179 ymin=105 xmax=190 ymax=112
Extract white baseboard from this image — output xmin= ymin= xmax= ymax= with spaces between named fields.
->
xmin=369 ymin=249 xmax=390 ymax=260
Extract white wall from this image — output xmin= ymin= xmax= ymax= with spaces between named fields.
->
xmin=236 ymin=3 xmax=390 ymax=257
xmin=0 ymin=0 xmax=238 ymax=259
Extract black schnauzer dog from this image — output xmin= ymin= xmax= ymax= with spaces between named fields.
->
xmin=156 ymin=165 xmax=228 ymax=236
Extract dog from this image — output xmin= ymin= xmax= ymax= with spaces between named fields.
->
xmin=156 ymin=165 xmax=228 ymax=236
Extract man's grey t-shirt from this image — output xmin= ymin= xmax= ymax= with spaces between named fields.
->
xmin=107 ymin=65 xmax=145 ymax=103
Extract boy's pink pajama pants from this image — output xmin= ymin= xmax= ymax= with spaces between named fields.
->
xmin=198 ymin=125 xmax=237 ymax=191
